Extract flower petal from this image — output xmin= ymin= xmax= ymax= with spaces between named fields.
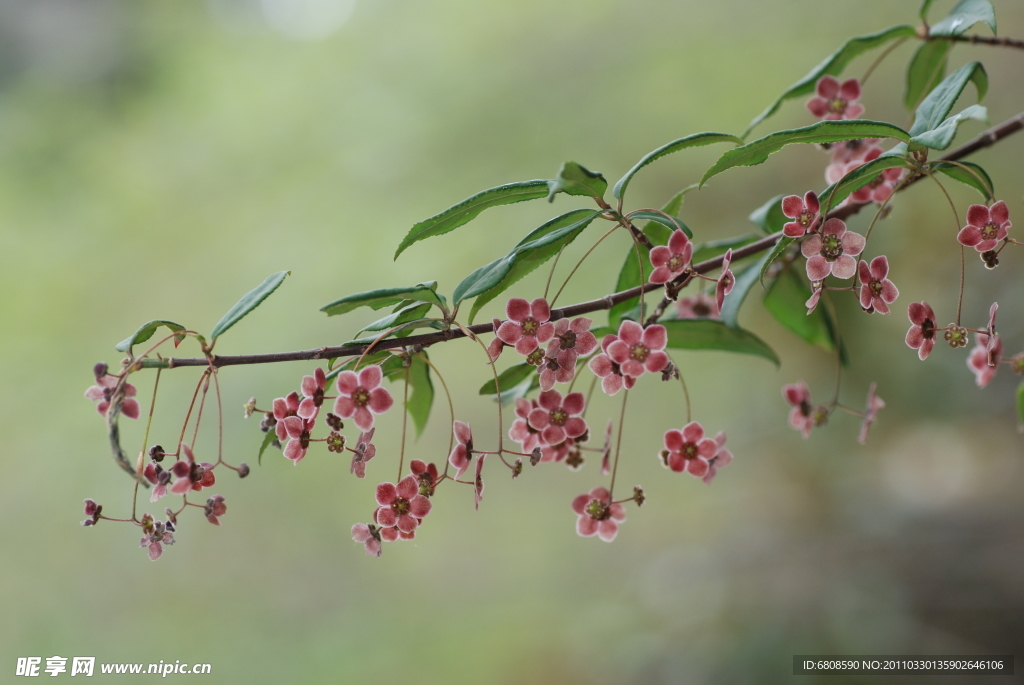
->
xmin=506 ymin=297 xmax=530 ymax=322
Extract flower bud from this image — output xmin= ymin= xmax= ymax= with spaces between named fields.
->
xmin=512 ymin=458 xmax=523 ymax=479
xmin=238 ymin=463 xmax=250 ymax=478
xmin=633 ymin=486 xmax=646 ymax=507
xmin=93 ymin=362 xmax=108 ymax=378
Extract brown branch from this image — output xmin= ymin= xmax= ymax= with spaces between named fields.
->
xmin=935 ymin=34 xmax=1024 ymax=51
xmin=137 ymin=111 xmax=1024 ymax=370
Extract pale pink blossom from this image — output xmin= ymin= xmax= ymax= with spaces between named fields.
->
xmin=572 ymin=487 xmax=626 ymax=542
xmin=782 ymin=191 xmax=821 ymax=237
xmin=85 ymin=374 xmax=140 ymax=420
xmin=298 ymin=367 xmax=328 ymax=420
xmin=905 ymin=302 xmax=938 ymax=360
xmin=660 ymin=421 xmax=718 ymax=477
xmin=604 ymin=320 xmax=669 ymax=379
xmin=716 ymin=249 xmax=735 ymax=311
xmin=351 ymin=523 xmax=382 ymax=557
xmin=350 ymin=429 xmax=376 ymax=479
xmin=802 ymin=218 xmax=865 ymax=281
xmin=509 ymin=398 xmax=543 ymax=453
xmin=649 ymin=229 xmax=693 ymax=283
xmin=807 ymin=75 xmax=865 ymax=120
xmin=703 ymin=431 xmax=734 ymax=484
xmin=139 ymin=513 xmax=174 ymax=561
xmin=204 ymin=495 xmax=227 ymax=525
xmin=539 ymin=317 xmax=598 ymax=391
xmin=333 ymin=365 xmax=394 ymax=431
xmin=858 ymin=256 xmax=899 ymax=314
xmin=272 ymin=391 xmax=300 ymax=441
xmin=968 ymin=333 xmax=1003 ymax=388
xmin=495 ymin=297 xmax=555 ymax=356
xmin=783 ymin=382 xmax=818 ymax=439
xmin=957 ymin=201 xmax=1011 ymax=252
xmin=858 ymin=383 xmax=885 ymax=444
xmin=280 ymin=415 xmax=315 ymax=464
xmin=588 ymin=333 xmax=638 ymax=396
xmin=373 ymin=475 xmax=432 ymax=533
xmin=527 ymin=390 xmax=588 ymax=446
xmin=676 ymin=292 xmax=719 ymax=319
xmin=448 ymin=420 xmax=474 ymax=478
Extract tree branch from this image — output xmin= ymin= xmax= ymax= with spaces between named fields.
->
xmin=935 ymin=34 xmax=1024 ymax=51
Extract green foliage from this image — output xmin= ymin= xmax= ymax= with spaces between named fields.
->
xmin=763 ymin=267 xmax=846 ymax=363
xmin=931 ymin=160 xmax=994 ymax=200
xmin=910 ymin=104 xmax=988 ymax=150
xmin=820 ymin=155 xmax=912 ymax=214
xmin=479 ymin=362 xmax=536 ymax=396
xmin=452 ymin=209 xmax=602 ymax=322
xmin=929 ymin=0 xmax=996 ymax=37
xmin=257 ymin=428 xmax=277 ymax=466
xmin=210 ymin=271 xmax=290 ymax=341
xmin=405 ymin=354 xmax=434 ymax=437
xmin=628 ymin=211 xmax=691 ymax=238
xmin=920 ymin=0 xmax=938 ymax=22
xmin=546 ymin=162 xmax=607 ymax=202
xmin=759 ymin=237 xmax=795 ymax=287
xmin=612 ymin=132 xmax=741 ymax=199
xmin=908 ymin=61 xmax=987 ymax=138
xmin=662 ymin=319 xmax=779 ymax=366
xmin=394 ymin=181 xmax=550 ymax=259
xmin=748 ymin=195 xmax=787 ymax=235
xmin=743 ymin=25 xmax=917 ymax=138
xmin=321 ymin=282 xmax=446 ymax=317
xmin=905 ymin=40 xmax=950 ymax=110
xmin=720 ymin=254 xmax=771 ymax=328
xmin=115 ymin=319 xmax=186 ymax=353
xmin=692 ymin=235 xmax=760 ymax=264
xmin=702 ymin=121 xmax=911 ymax=186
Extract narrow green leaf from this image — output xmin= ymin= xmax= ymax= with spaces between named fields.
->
xmin=910 ymin=104 xmax=988 ymax=150
xmin=820 ymin=155 xmax=913 ymax=214
xmin=905 ymin=40 xmax=950 ymax=111
xmin=721 ymin=254 xmax=771 ymax=328
xmin=662 ymin=319 xmax=779 ymax=366
xmin=321 ymin=282 xmax=445 ymax=317
xmin=358 ymin=302 xmax=433 ymax=335
xmin=257 ymin=428 xmax=278 ymax=466
xmin=929 ymin=0 xmax=996 ymax=37
xmin=454 ymin=210 xmax=602 ymax=322
xmin=628 ymin=211 xmax=691 ymax=238
xmin=395 ymin=180 xmax=550 ymax=259
xmin=405 ymin=354 xmax=433 ymax=437
xmin=478 ymin=363 xmax=537 ymax=396
xmin=211 ymin=271 xmax=290 ymax=341
xmin=702 ymin=121 xmax=911 ymax=187
xmin=743 ymin=25 xmax=917 ymax=138
xmin=612 ymin=132 xmax=742 ymax=199
xmin=546 ymin=162 xmax=607 ymax=202
xmin=909 ymin=61 xmax=987 ymax=137
xmin=379 ymin=355 xmax=408 ymax=379
xmin=692 ymin=234 xmax=760 ymax=264
xmin=749 ymin=195 xmax=787 ymax=235
xmin=759 ymin=237 xmax=795 ymax=287
xmin=342 ymin=321 xmax=444 ymax=345
xmin=763 ymin=267 xmax=847 ymax=364
xmin=115 ymin=320 xmax=186 ymax=353
xmin=920 ymin=0 xmax=938 ymax=22
xmin=326 ymin=351 xmax=390 ymax=382
xmin=496 ymin=377 xmax=535 ymax=406
xmin=931 ymin=160 xmax=994 ymax=200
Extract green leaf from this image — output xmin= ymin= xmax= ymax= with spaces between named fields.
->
xmin=612 ymin=132 xmax=742 ymax=200
xmin=628 ymin=211 xmax=691 ymax=238
xmin=720 ymin=254 xmax=771 ymax=328
xmin=702 ymin=120 xmax=911 ymax=187
xmin=342 ymin=321 xmax=445 ymax=346
xmin=453 ymin=210 xmax=602 ymax=322
xmin=910 ymin=104 xmax=988 ymax=150
xmin=759 ymin=237 xmax=795 ymax=287
xmin=763 ymin=267 xmax=847 ymax=364
xmin=905 ymin=40 xmax=950 ymax=111
xmin=211 ymin=271 xmax=290 ymax=341
xmin=257 ymin=428 xmax=278 ymax=466
xmin=692 ymin=234 xmax=760 ymax=265
xmin=929 ymin=0 xmax=996 ymax=37
xmin=479 ymin=362 xmax=537 ymax=396
xmin=394 ymin=180 xmax=550 ymax=259
xmin=1017 ymin=381 xmax=1024 ymax=432
xmin=909 ymin=61 xmax=987 ymax=138
xmin=321 ymin=282 xmax=445 ymax=317
xmin=358 ymin=302 xmax=434 ymax=335
xmin=607 ymin=198 xmax=678 ymax=329
xmin=743 ymin=25 xmax=917 ymax=138
xmin=405 ymin=354 xmax=433 ymax=437
xmin=546 ymin=162 xmax=607 ymax=202
xmin=820 ymin=154 xmax=913 ymax=214
xmin=749 ymin=195 xmax=787 ymax=235
xmin=931 ymin=160 xmax=994 ymax=200
xmin=662 ymin=319 xmax=779 ymax=366
xmin=920 ymin=0 xmax=938 ymax=22
xmin=115 ymin=319 xmax=186 ymax=353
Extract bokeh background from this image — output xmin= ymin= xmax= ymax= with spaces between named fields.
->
xmin=2 ymin=0 xmax=1023 ymax=682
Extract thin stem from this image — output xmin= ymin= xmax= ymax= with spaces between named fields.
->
xmin=132 ymin=368 xmax=163 ymax=521
xmin=669 ymin=354 xmax=691 ymax=424
xmin=550 ymin=224 xmax=620 ymax=307
xmin=861 ymin=37 xmax=907 ymax=84
xmin=213 ymin=370 xmax=225 ymax=466
xmin=824 ymin=291 xmax=843 ymax=406
xmin=935 ymin=33 xmax=1024 ymax=51
xmin=398 ymin=364 xmax=410 ymax=480
xmin=543 ymin=245 xmax=566 ymax=301
xmin=464 ymin=323 xmax=506 ymax=462
xmin=417 ymin=352 xmax=455 ymax=457
xmin=190 ymin=373 xmax=210 ymax=449
xmin=581 ymin=373 xmax=599 ymax=420
xmin=176 ymin=370 xmax=210 ymax=453
xmin=925 ymin=170 xmax=967 ymax=324
xmin=607 ymin=389 xmax=629 ymax=499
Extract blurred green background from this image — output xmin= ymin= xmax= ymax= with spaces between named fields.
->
xmin=2 ymin=0 xmax=1023 ymax=682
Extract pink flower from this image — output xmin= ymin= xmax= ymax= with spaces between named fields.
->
xmin=649 ymin=229 xmax=693 ymax=283
xmin=659 ymin=422 xmax=718 ymax=477
xmin=782 ymin=382 xmax=823 ymax=439
xmin=474 ymin=454 xmax=486 ymax=510
xmin=571 ymin=487 xmax=626 ymax=542
xmin=81 ymin=499 xmax=102 ymax=526
xmin=487 ymin=317 xmax=505 ymax=361
xmin=807 ymin=75 xmax=865 ymax=120
xmin=204 ymin=494 xmax=227 ymax=525
xmin=272 ymin=391 xmax=300 ymax=441
xmin=298 ymin=367 xmax=327 ymax=420
xmin=495 ymin=297 xmax=555 ymax=356
xmin=829 ymin=138 xmax=880 ymax=167
xmin=527 ymin=390 xmax=588 ymax=446
xmin=509 ymin=398 xmax=543 ymax=453
xmin=169 ymin=443 xmax=216 ymax=495
xmin=280 ymin=416 xmax=315 ymax=463
xmin=802 ymin=218 xmax=865 ymax=281
xmin=374 ymin=475 xmax=432 ymax=533
xmin=350 ymin=429 xmax=376 ymax=479
xmin=139 ymin=513 xmax=175 ymax=561
xmin=703 ymin=431 xmax=734 ymax=484
xmin=410 ymin=459 xmax=440 ymax=497
xmin=849 ymin=165 xmax=903 ymax=204
xmin=957 ymin=201 xmax=1011 ymax=252
xmin=858 ymin=256 xmax=899 ymax=314
xmin=805 ymin=284 xmax=823 ymax=314
xmin=379 ymin=525 xmax=416 ymax=542
xmin=716 ymin=249 xmax=735 ymax=312
xmin=539 ymin=317 xmax=599 ymax=391
xmin=905 ymin=302 xmax=938 ymax=360
xmin=968 ymin=333 xmax=1003 ymax=388
xmin=858 ymin=383 xmax=884 ymax=444
xmin=676 ymin=292 xmax=719 ymax=319
xmin=605 ymin=320 xmax=669 ymax=379
xmin=448 ymin=420 xmax=474 ymax=478
xmin=352 ymin=523 xmax=382 ymax=557
xmin=85 ymin=374 xmax=140 ymax=420
xmin=538 ymin=348 xmax=575 ymax=392
xmin=333 ymin=365 xmax=394 ymax=431
xmin=143 ymin=461 xmax=172 ymax=502
xmin=588 ymin=333 xmax=638 ymax=396
xmin=782 ymin=191 xmax=821 ymax=237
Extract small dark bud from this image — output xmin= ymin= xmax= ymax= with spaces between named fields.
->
xmin=982 ymin=250 xmax=999 ymax=269
xmin=661 ymin=362 xmax=679 ymax=381
xmin=326 ymin=413 xmax=344 ymax=431
xmin=512 ymin=458 xmax=523 ymax=479
xmin=633 ymin=486 xmax=646 ymax=507
xmin=238 ymin=463 xmax=250 ymax=478
xmin=165 ymin=519 xmax=175 ymax=532
xmin=148 ymin=445 xmax=165 ymax=462
xmin=81 ymin=519 xmax=94 ymax=526
xmin=157 ymin=470 xmax=172 ymax=485
xmin=326 ymin=432 xmax=346 ymax=453
xmin=164 ymin=508 xmax=177 ymax=525
xmin=565 ymin=450 xmax=584 ymax=470
xmin=93 ymin=362 xmax=108 ymax=378
xmin=84 ymin=499 xmax=98 ymax=516
xmin=271 ymin=439 xmax=282 ymax=450
xmin=530 ymin=447 xmax=542 ymax=466
xmin=659 ymin=449 xmax=669 ymax=466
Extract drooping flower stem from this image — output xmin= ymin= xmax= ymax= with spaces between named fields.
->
xmin=549 ymin=224 xmax=620 ymax=307
xmin=667 ymin=353 xmax=692 ymax=424
xmin=213 ymin=370 xmax=224 ymax=466
xmin=133 ymin=368 xmax=163 ymax=521
xmin=824 ymin=291 xmax=844 ymax=407
xmin=925 ymin=171 xmax=967 ymax=325
xmin=607 ymin=389 xmax=629 ymax=500
xmin=176 ymin=369 xmax=210 ymax=457
xmin=398 ymin=365 xmax=410 ymax=481
xmin=417 ymin=352 xmax=455 ymax=460
xmin=861 ymin=37 xmax=908 ymax=84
